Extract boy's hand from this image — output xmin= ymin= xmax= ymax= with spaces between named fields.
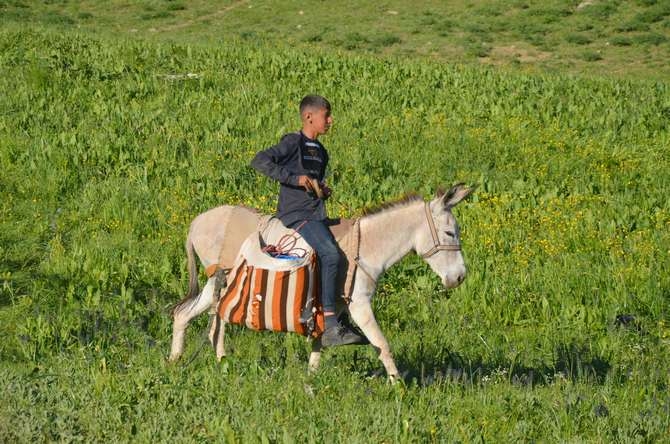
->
xmin=297 ymin=175 xmax=328 ymax=199
xmin=296 ymin=175 xmax=311 ymax=189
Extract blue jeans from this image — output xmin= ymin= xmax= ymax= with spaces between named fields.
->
xmin=290 ymin=220 xmax=341 ymax=314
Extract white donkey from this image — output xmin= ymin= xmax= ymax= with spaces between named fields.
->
xmin=170 ymin=184 xmax=473 ymax=380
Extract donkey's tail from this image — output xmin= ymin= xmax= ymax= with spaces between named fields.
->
xmin=185 ymin=228 xmax=200 ymax=301
xmin=172 ymin=228 xmax=200 ymax=315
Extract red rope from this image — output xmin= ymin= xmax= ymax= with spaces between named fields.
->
xmin=262 ymin=221 xmax=308 ymax=258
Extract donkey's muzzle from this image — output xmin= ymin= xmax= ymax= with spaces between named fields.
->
xmin=443 ymin=269 xmax=466 ymax=289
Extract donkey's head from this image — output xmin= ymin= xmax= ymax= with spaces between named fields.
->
xmin=415 ymin=183 xmax=474 ymax=289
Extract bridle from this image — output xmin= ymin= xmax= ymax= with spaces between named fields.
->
xmin=418 ymin=202 xmax=461 ymax=258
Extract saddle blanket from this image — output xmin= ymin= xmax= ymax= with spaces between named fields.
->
xmin=216 ymin=227 xmax=325 ymax=337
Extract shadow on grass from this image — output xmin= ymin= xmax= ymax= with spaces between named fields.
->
xmin=0 ymin=255 xmax=45 ymax=307
xmin=2 ymin=265 xmax=176 ymax=362
xmin=388 ymin=342 xmax=612 ymax=388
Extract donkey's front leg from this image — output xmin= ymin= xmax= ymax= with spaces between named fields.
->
xmin=348 ymin=299 xmax=400 ymax=380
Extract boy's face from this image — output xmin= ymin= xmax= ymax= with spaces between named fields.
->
xmin=303 ymin=107 xmax=333 ymax=136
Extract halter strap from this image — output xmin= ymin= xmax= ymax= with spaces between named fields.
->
xmin=419 ymin=202 xmax=461 ymax=258
xmin=353 ymin=219 xmax=377 ymax=290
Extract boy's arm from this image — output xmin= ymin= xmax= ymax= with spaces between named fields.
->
xmin=250 ymin=137 xmax=301 ymax=187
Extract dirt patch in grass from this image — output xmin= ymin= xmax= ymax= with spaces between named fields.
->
xmin=158 ymin=0 xmax=249 ymax=32
xmin=481 ymin=44 xmax=553 ymax=65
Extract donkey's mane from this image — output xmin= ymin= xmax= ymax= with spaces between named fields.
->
xmin=362 ymin=193 xmax=424 ymax=217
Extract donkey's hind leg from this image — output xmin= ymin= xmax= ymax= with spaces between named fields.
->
xmin=207 ymin=269 xmax=227 ymax=361
xmin=209 ymin=316 xmax=226 ymax=361
xmin=169 ymin=277 xmax=218 ymax=362
xmin=308 ymin=339 xmax=323 ymax=373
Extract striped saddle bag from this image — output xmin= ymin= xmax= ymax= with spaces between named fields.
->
xmin=216 ymin=230 xmax=325 ymax=337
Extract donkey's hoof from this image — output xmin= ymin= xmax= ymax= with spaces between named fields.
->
xmin=388 ymin=371 xmax=409 ymax=385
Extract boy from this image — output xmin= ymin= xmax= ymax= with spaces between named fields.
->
xmin=250 ymin=95 xmax=367 ymax=347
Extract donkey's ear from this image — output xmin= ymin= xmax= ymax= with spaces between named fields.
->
xmin=441 ymin=183 xmax=475 ymax=209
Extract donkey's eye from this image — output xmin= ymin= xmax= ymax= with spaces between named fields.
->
xmin=444 ymin=231 xmax=455 ymax=238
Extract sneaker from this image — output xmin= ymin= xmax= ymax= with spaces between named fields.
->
xmin=321 ymin=323 xmax=369 ymax=347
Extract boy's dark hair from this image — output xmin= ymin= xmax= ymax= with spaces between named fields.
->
xmin=300 ymin=95 xmax=331 ymax=113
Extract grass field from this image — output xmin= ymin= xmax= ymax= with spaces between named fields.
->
xmin=2 ymin=0 xmax=670 ymax=79
xmin=1 ymin=1 xmax=670 ymax=442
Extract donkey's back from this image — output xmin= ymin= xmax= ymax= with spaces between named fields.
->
xmin=185 ymin=205 xmax=261 ymax=299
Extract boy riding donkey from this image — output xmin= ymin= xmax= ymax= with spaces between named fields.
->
xmin=251 ymin=95 xmax=367 ymax=347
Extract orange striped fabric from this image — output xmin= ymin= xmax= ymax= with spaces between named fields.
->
xmin=217 ymin=256 xmax=325 ymax=337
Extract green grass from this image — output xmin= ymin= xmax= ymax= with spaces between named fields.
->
xmin=1 ymin=0 xmax=669 ymax=79
xmin=1 ymin=3 xmax=669 ymax=442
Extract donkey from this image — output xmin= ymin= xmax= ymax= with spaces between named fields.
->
xmin=170 ymin=184 xmax=473 ymax=380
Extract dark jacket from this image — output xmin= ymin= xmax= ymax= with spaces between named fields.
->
xmin=250 ymin=132 xmax=329 ymax=227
